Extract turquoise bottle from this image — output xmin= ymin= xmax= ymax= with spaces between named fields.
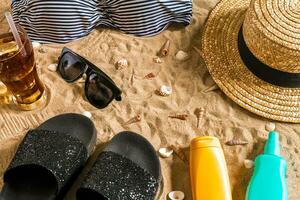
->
xmin=246 ymin=131 xmax=288 ymax=200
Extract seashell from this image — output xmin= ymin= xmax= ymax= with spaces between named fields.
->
xmin=47 ymin=63 xmax=58 ymax=72
xmin=244 ymin=159 xmax=254 ymax=169
xmin=123 ymin=114 xmax=142 ymax=125
xmin=265 ymin=122 xmax=276 ymax=132
xmin=194 ymin=107 xmax=205 ymax=128
xmin=156 ymin=85 xmax=172 ymax=96
xmin=82 ymin=111 xmax=92 ymax=119
xmin=159 ymin=40 xmax=170 ymax=57
xmin=170 ymin=145 xmax=187 ymax=163
xmin=158 ymin=147 xmax=174 ymax=158
xmin=203 ymin=84 xmax=219 ymax=93
xmin=168 ymin=191 xmax=185 ymax=200
xmin=116 ymin=58 xmax=128 ymax=70
xmin=168 ymin=114 xmax=188 ymax=121
xmin=153 ymin=57 xmax=162 ymax=63
xmin=175 ymin=50 xmax=189 ymax=61
xmin=143 ymin=72 xmax=157 ymax=79
xmin=225 ymin=139 xmax=248 ymax=146
xmin=32 ymin=41 xmax=41 ymax=49
xmin=38 ymin=48 xmax=46 ymax=54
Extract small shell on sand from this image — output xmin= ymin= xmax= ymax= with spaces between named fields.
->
xmin=48 ymin=63 xmax=58 ymax=72
xmin=82 ymin=111 xmax=92 ymax=119
xmin=153 ymin=57 xmax=162 ymax=63
xmin=175 ymin=50 xmax=189 ymax=61
xmin=168 ymin=114 xmax=188 ymax=121
xmin=32 ymin=41 xmax=41 ymax=49
xmin=244 ymin=159 xmax=254 ymax=169
xmin=143 ymin=72 xmax=157 ymax=79
xmin=265 ymin=122 xmax=276 ymax=132
xmin=157 ymin=85 xmax=172 ymax=96
xmin=159 ymin=40 xmax=170 ymax=57
xmin=225 ymin=139 xmax=248 ymax=146
xmin=194 ymin=107 xmax=205 ymax=128
xmin=158 ymin=147 xmax=174 ymax=158
xmin=116 ymin=58 xmax=128 ymax=70
xmin=123 ymin=115 xmax=142 ymax=126
xmin=168 ymin=191 xmax=185 ymax=200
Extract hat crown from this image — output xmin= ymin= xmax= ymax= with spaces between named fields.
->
xmin=243 ymin=0 xmax=300 ymax=73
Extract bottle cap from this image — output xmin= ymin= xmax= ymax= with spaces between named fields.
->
xmin=264 ymin=131 xmax=280 ymax=156
xmin=190 ymin=136 xmax=221 ymax=150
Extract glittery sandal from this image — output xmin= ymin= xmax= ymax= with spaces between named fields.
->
xmin=76 ymin=131 xmax=161 ymax=200
xmin=0 ymin=113 xmax=97 ymax=200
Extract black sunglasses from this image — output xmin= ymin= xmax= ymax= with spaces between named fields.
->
xmin=58 ymin=47 xmax=122 ymax=109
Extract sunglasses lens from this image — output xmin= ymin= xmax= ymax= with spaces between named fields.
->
xmin=86 ymin=74 xmax=114 ymax=108
xmin=59 ymin=53 xmax=85 ymax=81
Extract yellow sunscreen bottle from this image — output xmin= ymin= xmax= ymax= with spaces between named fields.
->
xmin=189 ymin=136 xmax=232 ymax=200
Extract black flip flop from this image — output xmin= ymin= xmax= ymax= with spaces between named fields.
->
xmin=76 ymin=131 xmax=161 ymax=200
xmin=0 ymin=113 xmax=96 ymax=200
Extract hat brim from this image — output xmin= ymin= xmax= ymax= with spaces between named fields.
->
xmin=202 ymin=0 xmax=300 ymax=123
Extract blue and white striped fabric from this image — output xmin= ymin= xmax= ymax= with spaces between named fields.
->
xmin=12 ymin=0 xmax=192 ymax=43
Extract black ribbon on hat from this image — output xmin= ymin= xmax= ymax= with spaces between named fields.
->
xmin=238 ymin=27 xmax=300 ymax=88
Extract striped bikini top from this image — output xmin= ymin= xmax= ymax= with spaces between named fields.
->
xmin=12 ymin=0 xmax=192 ymax=43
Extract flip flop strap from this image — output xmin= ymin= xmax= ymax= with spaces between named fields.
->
xmin=79 ymin=151 xmax=159 ymax=199
xmin=4 ymin=130 xmax=88 ymax=194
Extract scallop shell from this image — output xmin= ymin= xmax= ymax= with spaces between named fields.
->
xmin=47 ymin=63 xmax=58 ymax=72
xmin=168 ymin=191 xmax=185 ymax=200
xmin=175 ymin=50 xmax=189 ymax=61
xmin=116 ymin=58 xmax=128 ymax=70
xmin=32 ymin=41 xmax=41 ymax=49
xmin=265 ymin=122 xmax=276 ymax=132
xmin=158 ymin=147 xmax=174 ymax=158
xmin=158 ymin=85 xmax=172 ymax=96
xmin=244 ymin=159 xmax=254 ymax=169
xmin=82 ymin=111 xmax=92 ymax=119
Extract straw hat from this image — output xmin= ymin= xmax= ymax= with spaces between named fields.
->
xmin=202 ymin=0 xmax=300 ymax=122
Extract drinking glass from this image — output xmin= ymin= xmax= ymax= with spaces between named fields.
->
xmin=0 ymin=23 xmax=46 ymax=110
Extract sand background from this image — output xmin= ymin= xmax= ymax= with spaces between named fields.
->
xmin=0 ymin=0 xmax=300 ymax=199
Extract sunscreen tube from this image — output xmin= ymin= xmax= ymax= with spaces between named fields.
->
xmin=189 ymin=136 xmax=232 ymax=200
xmin=246 ymin=131 xmax=288 ymax=200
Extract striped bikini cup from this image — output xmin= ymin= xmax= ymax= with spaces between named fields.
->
xmin=12 ymin=0 xmax=193 ymax=43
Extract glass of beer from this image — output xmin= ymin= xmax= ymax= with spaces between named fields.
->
xmin=0 ymin=16 xmax=46 ymax=110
